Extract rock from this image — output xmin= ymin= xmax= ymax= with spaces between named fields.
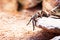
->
xmin=37 ymin=17 xmax=60 ymax=29
xmin=42 ymin=0 xmax=60 ymax=15
xmin=0 ymin=0 xmax=17 ymax=12
xmin=51 ymin=36 xmax=60 ymax=40
xmin=18 ymin=0 xmax=42 ymax=9
xmin=36 ymin=17 xmax=60 ymax=34
xmin=28 ymin=29 xmax=60 ymax=40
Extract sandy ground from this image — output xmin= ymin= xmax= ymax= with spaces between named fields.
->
xmin=0 ymin=10 xmax=42 ymax=40
xmin=0 ymin=9 xmax=60 ymax=40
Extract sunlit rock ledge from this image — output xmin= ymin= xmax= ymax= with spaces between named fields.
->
xmin=36 ymin=17 xmax=60 ymax=29
xmin=51 ymin=36 xmax=60 ymax=40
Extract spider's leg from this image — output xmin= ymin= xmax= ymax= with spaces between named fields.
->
xmin=27 ymin=18 xmax=32 ymax=25
xmin=32 ymin=20 xmax=35 ymax=31
xmin=27 ymin=13 xmax=37 ymax=25
xmin=35 ymin=20 xmax=36 ymax=26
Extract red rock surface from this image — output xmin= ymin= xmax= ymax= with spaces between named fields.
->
xmin=18 ymin=0 xmax=42 ymax=9
xmin=0 ymin=0 xmax=60 ymax=40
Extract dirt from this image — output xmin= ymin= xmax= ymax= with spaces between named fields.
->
xmin=0 ymin=10 xmax=42 ymax=40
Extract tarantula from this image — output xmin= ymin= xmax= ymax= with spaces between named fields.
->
xmin=27 ymin=4 xmax=60 ymax=31
xmin=27 ymin=10 xmax=50 ymax=30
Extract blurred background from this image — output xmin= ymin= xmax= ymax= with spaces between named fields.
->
xmin=0 ymin=0 xmax=60 ymax=40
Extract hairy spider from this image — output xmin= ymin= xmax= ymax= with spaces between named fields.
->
xmin=27 ymin=4 xmax=60 ymax=31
